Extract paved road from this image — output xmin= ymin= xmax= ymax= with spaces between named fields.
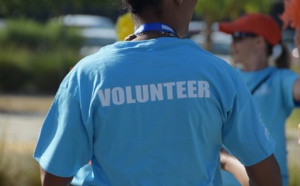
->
xmin=0 ymin=112 xmax=46 ymax=143
xmin=286 ymin=129 xmax=300 ymax=166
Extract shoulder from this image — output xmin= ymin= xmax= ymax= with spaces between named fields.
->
xmin=272 ymin=67 xmax=297 ymax=76
xmin=271 ymin=68 xmax=299 ymax=82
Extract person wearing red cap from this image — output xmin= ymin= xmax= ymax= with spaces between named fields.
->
xmin=218 ymin=13 xmax=300 ymax=186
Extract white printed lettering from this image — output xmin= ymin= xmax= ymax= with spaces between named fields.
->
xmin=98 ymin=80 xmax=211 ymax=107
xmin=125 ymin=86 xmax=136 ymax=104
xmin=150 ymin=83 xmax=163 ymax=101
xmin=98 ymin=89 xmax=111 ymax=107
xmin=112 ymin=87 xmax=125 ymax=105
xmin=136 ymin=85 xmax=149 ymax=103
xmin=163 ymin=82 xmax=176 ymax=100
xmin=187 ymin=81 xmax=197 ymax=98
xmin=198 ymin=81 xmax=210 ymax=98
xmin=177 ymin=81 xmax=187 ymax=99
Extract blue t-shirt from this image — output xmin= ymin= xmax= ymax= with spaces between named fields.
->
xmin=34 ymin=38 xmax=275 ymax=186
xmin=221 ymin=66 xmax=299 ymax=186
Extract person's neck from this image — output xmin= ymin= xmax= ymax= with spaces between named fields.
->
xmin=241 ymin=62 xmax=268 ymax=71
xmin=130 ymin=31 xmax=177 ymax=41
xmin=240 ymin=54 xmax=269 ymax=71
xmin=127 ymin=14 xmax=178 ymax=41
xmin=126 ymin=22 xmax=178 ymax=41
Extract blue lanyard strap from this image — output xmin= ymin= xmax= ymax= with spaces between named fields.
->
xmin=134 ymin=23 xmax=176 ymax=35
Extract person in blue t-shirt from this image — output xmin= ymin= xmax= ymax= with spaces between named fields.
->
xmin=33 ymin=1 xmax=282 ymax=185
xmin=218 ymin=13 xmax=300 ymax=186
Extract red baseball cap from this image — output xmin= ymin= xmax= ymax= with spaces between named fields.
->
xmin=218 ymin=13 xmax=281 ymax=46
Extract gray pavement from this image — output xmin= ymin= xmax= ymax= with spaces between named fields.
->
xmin=0 ymin=112 xmax=46 ymax=143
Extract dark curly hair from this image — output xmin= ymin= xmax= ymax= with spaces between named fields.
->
xmin=119 ymin=0 xmax=163 ymax=16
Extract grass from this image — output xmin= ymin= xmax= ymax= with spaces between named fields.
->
xmin=0 ymin=142 xmax=40 ymax=186
xmin=0 ymin=94 xmax=299 ymax=185
xmin=286 ymin=108 xmax=300 ymax=129
xmin=289 ymin=163 xmax=300 ymax=186
xmin=0 ymin=123 xmax=41 ymax=186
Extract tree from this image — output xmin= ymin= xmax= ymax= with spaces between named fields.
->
xmin=194 ymin=0 xmax=275 ymax=51
xmin=0 ymin=0 xmax=117 ymax=22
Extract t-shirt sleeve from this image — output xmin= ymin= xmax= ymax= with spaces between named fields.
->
xmin=222 ymin=78 xmax=276 ymax=166
xmin=279 ymin=70 xmax=299 ymax=108
xmin=33 ymin=86 xmax=93 ymax=177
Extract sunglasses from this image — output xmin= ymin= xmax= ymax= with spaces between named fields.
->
xmin=231 ymin=32 xmax=257 ymax=42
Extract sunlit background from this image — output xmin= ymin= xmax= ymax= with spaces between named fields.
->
xmin=0 ymin=0 xmax=299 ymax=185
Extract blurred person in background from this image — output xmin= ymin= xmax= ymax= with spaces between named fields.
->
xmin=115 ymin=11 xmax=134 ymax=41
xmin=281 ymin=0 xmax=300 ymax=147
xmin=282 ymin=0 xmax=300 ymax=148
xmin=33 ymin=0 xmax=282 ymax=185
xmin=219 ymin=12 xmax=300 ymax=186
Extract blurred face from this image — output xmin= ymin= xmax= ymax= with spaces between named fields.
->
xmin=230 ymin=32 xmax=258 ymax=64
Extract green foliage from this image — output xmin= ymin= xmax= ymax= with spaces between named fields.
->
xmin=289 ymin=162 xmax=300 ymax=186
xmin=0 ymin=0 xmax=116 ymax=20
xmin=0 ymin=142 xmax=40 ymax=186
xmin=286 ymin=109 xmax=300 ymax=129
xmin=195 ymin=0 xmax=274 ymax=22
xmin=0 ymin=19 xmax=83 ymax=51
xmin=0 ymin=19 xmax=83 ymax=94
xmin=0 ymin=62 xmax=29 ymax=92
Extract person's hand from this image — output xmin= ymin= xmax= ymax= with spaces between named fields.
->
xmin=220 ymin=148 xmax=231 ymax=170
xmin=220 ymin=148 xmax=251 ymax=186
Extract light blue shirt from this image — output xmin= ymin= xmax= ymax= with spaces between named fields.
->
xmin=222 ymin=66 xmax=299 ymax=186
xmin=34 ymin=38 xmax=275 ymax=186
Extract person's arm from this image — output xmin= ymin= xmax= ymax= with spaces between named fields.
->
xmin=294 ymin=78 xmax=300 ymax=102
xmin=220 ymin=149 xmax=282 ymax=186
xmin=220 ymin=148 xmax=250 ymax=186
xmin=40 ymin=167 xmax=73 ymax=186
xmin=245 ymin=154 xmax=282 ymax=186
xmin=294 ymin=30 xmax=300 ymax=102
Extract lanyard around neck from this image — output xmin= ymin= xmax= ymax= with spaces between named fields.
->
xmin=134 ymin=23 xmax=177 ymax=36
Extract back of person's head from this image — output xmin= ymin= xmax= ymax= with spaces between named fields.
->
xmin=219 ymin=13 xmax=290 ymax=69
xmin=120 ymin=0 xmax=163 ymax=15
